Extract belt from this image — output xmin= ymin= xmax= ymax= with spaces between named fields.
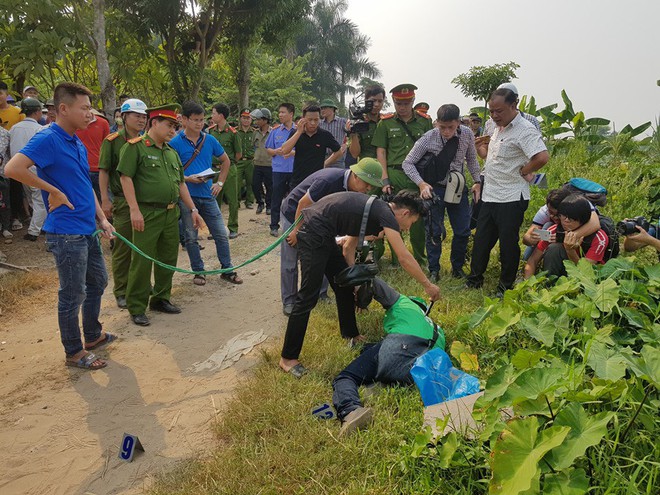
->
xmin=138 ymin=201 xmax=177 ymax=210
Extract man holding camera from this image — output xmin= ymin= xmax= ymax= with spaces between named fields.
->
xmin=622 ymin=218 xmax=660 ymax=258
xmin=348 ymin=85 xmax=386 ymax=161
xmin=402 ymin=104 xmax=481 ymax=281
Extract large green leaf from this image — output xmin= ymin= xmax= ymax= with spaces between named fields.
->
xmin=560 ymin=90 xmax=575 ymax=118
xmin=585 ymin=278 xmax=619 ymax=313
xmin=586 ymin=341 xmax=627 ymax=381
xmin=511 ymin=349 xmax=547 ymax=370
xmin=503 ymin=367 xmax=564 ymax=406
xmin=546 ymin=403 xmax=614 ymax=470
xmin=543 ymin=468 xmax=589 ymax=495
xmin=622 ymin=345 xmax=660 ymax=387
xmin=482 ymin=364 xmax=520 ymax=402
xmin=489 ymin=417 xmax=570 ymax=495
xmin=584 ymin=117 xmax=610 ymax=126
xmin=485 ymin=306 xmax=522 ymax=339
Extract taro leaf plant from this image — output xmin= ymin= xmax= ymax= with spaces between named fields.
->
xmin=410 ymin=258 xmax=660 ymax=495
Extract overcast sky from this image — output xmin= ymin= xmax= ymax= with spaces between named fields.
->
xmin=345 ymin=0 xmax=659 ymax=132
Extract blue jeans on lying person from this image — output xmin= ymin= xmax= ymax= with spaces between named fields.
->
xmin=332 ymin=333 xmax=433 ymax=420
xmin=179 ymin=196 xmax=235 ymax=274
xmin=45 ymin=233 xmax=109 ymax=356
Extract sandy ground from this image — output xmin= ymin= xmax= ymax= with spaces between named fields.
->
xmin=0 ymin=206 xmax=286 ymax=495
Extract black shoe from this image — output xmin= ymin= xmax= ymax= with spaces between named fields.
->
xmin=256 ymin=204 xmax=264 ymax=214
xmin=149 ymin=300 xmax=181 ymax=314
xmin=451 ymin=268 xmax=467 ymax=279
xmin=266 ymin=208 xmax=271 ymax=215
xmin=23 ymin=233 xmax=38 ymax=242
xmin=429 ymin=271 xmax=439 ymax=282
xmin=116 ymin=296 xmax=127 ymax=309
xmin=270 ymin=228 xmax=279 ymax=237
xmin=131 ymin=313 xmax=150 ymax=326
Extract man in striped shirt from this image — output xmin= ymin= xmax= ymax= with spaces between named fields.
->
xmin=319 ymin=99 xmax=347 ymax=168
xmin=402 ymin=104 xmax=481 ymax=280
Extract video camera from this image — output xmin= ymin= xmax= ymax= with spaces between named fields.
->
xmin=348 ymin=93 xmax=374 ymax=134
xmin=616 ymin=216 xmax=651 ymax=236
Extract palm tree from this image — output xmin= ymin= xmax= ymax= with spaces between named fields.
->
xmin=296 ymin=0 xmax=380 ymax=106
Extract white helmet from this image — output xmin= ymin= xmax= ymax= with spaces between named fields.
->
xmin=120 ymin=98 xmax=147 ymax=115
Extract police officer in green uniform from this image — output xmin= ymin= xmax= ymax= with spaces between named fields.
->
xmin=348 ymin=85 xmax=386 ymax=161
xmin=236 ymin=108 xmax=255 ymax=209
xmin=118 ymin=104 xmax=203 ymax=326
xmin=208 ymin=103 xmax=242 ymax=238
xmin=98 ymin=98 xmax=148 ymax=309
xmin=372 ymin=83 xmax=432 ymax=264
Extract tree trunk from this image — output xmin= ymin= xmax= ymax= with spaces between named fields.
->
xmin=91 ymin=0 xmax=116 ymax=119
xmin=236 ymin=46 xmax=250 ymax=109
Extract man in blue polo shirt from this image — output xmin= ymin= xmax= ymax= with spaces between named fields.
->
xmin=5 ymin=82 xmax=115 ymax=371
xmin=279 ymin=158 xmax=384 ymax=316
xmin=265 ymin=102 xmax=296 ymax=237
xmin=170 ymin=101 xmax=242 ymax=286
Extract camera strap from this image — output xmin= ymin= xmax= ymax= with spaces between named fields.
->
xmin=183 ymin=133 xmax=207 ymax=171
xmin=358 ymin=195 xmax=377 ymax=261
xmin=396 ymin=117 xmax=419 ymax=144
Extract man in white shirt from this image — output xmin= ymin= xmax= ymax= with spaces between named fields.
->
xmin=466 ymin=87 xmax=549 ymax=295
xmin=9 ymin=98 xmax=47 ymax=241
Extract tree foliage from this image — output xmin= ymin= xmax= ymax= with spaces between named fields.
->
xmin=452 ymin=62 xmax=519 ymax=119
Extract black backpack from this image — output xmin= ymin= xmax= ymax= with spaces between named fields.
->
xmin=597 ymin=214 xmax=620 ymax=261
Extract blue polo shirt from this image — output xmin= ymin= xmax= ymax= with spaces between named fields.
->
xmin=282 ymin=168 xmax=349 ymax=223
xmin=264 ymin=123 xmax=295 ymax=173
xmin=19 ymin=123 xmax=97 ymax=235
xmin=169 ymin=130 xmax=225 ymax=198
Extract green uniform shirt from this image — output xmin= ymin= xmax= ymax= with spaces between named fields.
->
xmin=237 ymin=127 xmax=255 ymax=160
xmin=384 ymin=296 xmax=445 ymax=350
xmin=98 ymin=129 xmax=128 ymax=196
xmin=116 ymin=134 xmax=184 ymax=204
xmin=209 ymin=123 xmax=242 ymax=165
xmin=356 ymin=118 xmax=379 ymax=159
xmin=371 ymin=112 xmax=433 ymax=166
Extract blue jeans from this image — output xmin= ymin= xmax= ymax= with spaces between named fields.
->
xmin=45 ymin=234 xmax=109 ymax=356
xmin=270 ymin=172 xmax=292 ymax=230
xmin=425 ymin=185 xmax=471 ymax=273
xmin=332 ymin=333 xmax=432 ymax=420
xmin=180 ymin=196 xmax=234 ymax=273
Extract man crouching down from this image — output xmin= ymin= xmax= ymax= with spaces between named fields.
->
xmin=332 ymin=277 xmax=445 ymax=436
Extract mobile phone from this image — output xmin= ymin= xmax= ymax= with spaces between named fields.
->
xmin=555 ymin=231 xmax=565 ymax=243
xmin=538 ymin=229 xmax=552 ymax=242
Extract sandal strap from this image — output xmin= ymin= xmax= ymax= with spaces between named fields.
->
xmin=81 ymin=352 xmax=99 ymax=366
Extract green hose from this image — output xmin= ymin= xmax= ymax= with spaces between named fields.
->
xmin=95 ymin=216 xmax=301 ymax=275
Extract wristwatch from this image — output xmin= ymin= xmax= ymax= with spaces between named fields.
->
xmin=191 ymin=208 xmax=198 ymax=213
xmin=218 ymin=181 xmax=224 ymax=187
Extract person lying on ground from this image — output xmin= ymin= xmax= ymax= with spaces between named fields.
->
xmin=279 ymin=190 xmax=441 ymax=378
xmin=524 ymin=194 xmax=608 ymax=279
xmin=521 ymin=187 xmax=600 ymax=261
xmin=332 ymin=277 xmax=445 ymax=436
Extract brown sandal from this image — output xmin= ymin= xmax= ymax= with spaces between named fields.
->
xmin=221 ymin=272 xmax=243 ymax=285
xmin=193 ymin=274 xmax=207 ymax=286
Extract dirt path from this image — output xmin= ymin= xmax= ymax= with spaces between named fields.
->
xmin=0 ymin=208 xmax=286 ymax=495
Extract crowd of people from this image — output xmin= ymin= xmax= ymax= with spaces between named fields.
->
xmin=1 ymin=78 xmax=658 ymax=435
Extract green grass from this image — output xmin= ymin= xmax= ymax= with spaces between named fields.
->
xmin=149 ymin=143 xmax=660 ymax=495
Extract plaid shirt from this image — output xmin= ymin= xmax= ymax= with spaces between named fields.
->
xmin=319 ymin=116 xmax=347 ymax=166
xmin=402 ymin=125 xmax=480 ymax=186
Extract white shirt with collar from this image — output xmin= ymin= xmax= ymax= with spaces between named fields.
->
xmin=9 ymin=117 xmax=44 ymax=157
xmin=482 ymin=112 xmax=547 ymax=203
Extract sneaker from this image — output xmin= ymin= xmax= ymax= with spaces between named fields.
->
xmin=339 ymin=407 xmax=374 ymax=437
xmin=429 ymin=271 xmax=439 ymax=282
xmin=270 ymin=228 xmax=279 ymax=237
xmin=283 ymin=304 xmax=294 ymax=316
xmin=256 ymin=204 xmax=264 ymax=214
xmin=228 ymin=231 xmax=238 ymax=239
xmin=11 ymin=219 xmax=23 ymax=231
xmin=266 ymin=208 xmax=271 ymax=215
xmin=23 ymin=233 xmax=38 ymax=242
xmin=2 ymin=230 xmax=13 ymax=239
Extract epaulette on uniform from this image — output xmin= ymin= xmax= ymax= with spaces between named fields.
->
xmin=207 ymin=123 xmax=217 ymax=131
xmin=381 ymin=113 xmax=395 ymax=120
xmin=415 ymin=110 xmax=431 ymax=120
xmin=128 ymin=136 xmax=142 ymax=144
xmin=106 ymin=132 xmax=120 ymax=142
xmin=227 ymin=125 xmax=237 ymax=134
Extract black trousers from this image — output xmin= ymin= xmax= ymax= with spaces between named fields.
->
xmin=252 ymin=165 xmax=272 ymax=208
xmin=467 ymin=197 xmax=528 ymax=290
xmin=280 ymin=230 xmax=358 ymax=360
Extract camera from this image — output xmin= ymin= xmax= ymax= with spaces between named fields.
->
xmin=347 ymin=94 xmax=374 ymax=134
xmin=555 ymin=231 xmax=565 ymax=243
xmin=616 ymin=216 xmax=651 ymax=236
xmin=421 ymin=193 xmax=446 ymax=246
